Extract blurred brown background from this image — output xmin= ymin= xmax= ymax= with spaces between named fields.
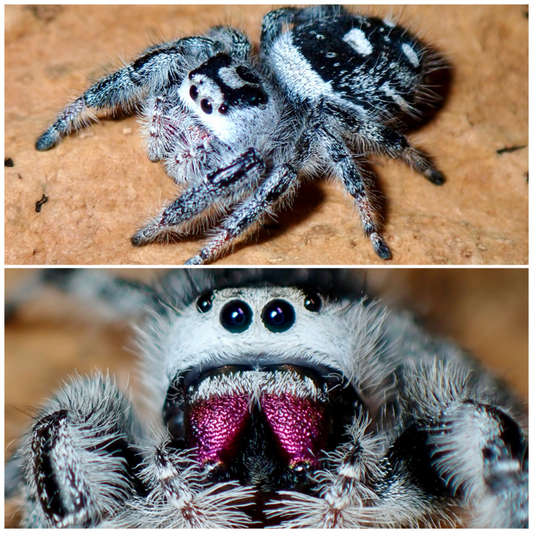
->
xmin=5 ymin=5 xmax=528 ymax=265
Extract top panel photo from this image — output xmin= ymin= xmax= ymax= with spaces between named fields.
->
xmin=5 ymin=5 xmax=528 ymax=265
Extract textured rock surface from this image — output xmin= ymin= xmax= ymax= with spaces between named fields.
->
xmin=5 ymin=5 xmax=528 ymax=265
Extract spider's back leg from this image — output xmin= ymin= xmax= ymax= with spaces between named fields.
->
xmin=260 ymin=6 xmax=349 ymax=51
xmin=317 ymin=124 xmax=392 ymax=259
xmin=323 ymin=101 xmax=445 ymax=186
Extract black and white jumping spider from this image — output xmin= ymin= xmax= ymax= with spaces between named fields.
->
xmin=35 ymin=6 xmax=445 ymax=264
xmin=5 ymin=269 xmax=528 ymax=527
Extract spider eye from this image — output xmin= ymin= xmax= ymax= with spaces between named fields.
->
xmin=220 ymin=300 xmax=253 ymax=333
xmin=189 ymin=85 xmax=199 ymax=100
xmin=261 ymin=300 xmax=295 ymax=333
xmin=201 ymin=99 xmax=213 ymax=114
xmin=304 ymin=292 xmax=322 ymax=312
xmin=218 ymin=104 xmax=228 ymax=115
xmin=197 ymin=292 xmax=214 ymax=313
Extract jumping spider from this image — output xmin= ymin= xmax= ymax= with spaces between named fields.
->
xmin=35 ymin=6 xmax=445 ymax=264
xmin=5 ymin=269 xmax=528 ymax=528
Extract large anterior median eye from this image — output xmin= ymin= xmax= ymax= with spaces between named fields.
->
xmin=261 ymin=299 xmax=296 ymax=332
xmin=220 ymin=300 xmax=253 ymax=333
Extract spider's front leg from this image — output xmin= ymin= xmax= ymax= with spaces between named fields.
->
xmin=35 ymin=37 xmax=219 ymax=151
xmin=184 ymin=160 xmax=300 ymax=265
xmin=131 ymin=148 xmax=264 ymax=247
xmin=109 ymin=435 xmax=255 ymax=527
xmin=428 ymin=400 xmax=528 ymax=527
xmin=404 ymin=361 xmax=528 ymax=527
xmin=18 ymin=375 xmax=145 ymax=528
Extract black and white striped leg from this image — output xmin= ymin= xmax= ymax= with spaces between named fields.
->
xmin=320 ymin=101 xmax=445 ymax=186
xmin=35 ymin=37 xmax=219 ymax=151
xmin=260 ymin=6 xmax=348 ymax=51
xmin=109 ymin=435 xmax=255 ymax=528
xmin=356 ymin=121 xmax=445 ymax=185
xmin=429 ymin=401 xmax=528 ymax=527
xmin=184 ymin=163 xmax=299 ymax=265
xmin=131 ymin=148 xmax=264 ymax=247
xmin=319 ymin=127 xmax=391 ymax=260
xmin=20 ymin=375 xmax=144 ymax=528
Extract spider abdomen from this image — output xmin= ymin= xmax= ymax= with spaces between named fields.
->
xmin=267 ymin=15 xmax=427 ymax=117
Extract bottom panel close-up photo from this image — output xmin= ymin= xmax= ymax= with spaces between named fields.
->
xmin=4 ymin=268 xmax=528 ymax=528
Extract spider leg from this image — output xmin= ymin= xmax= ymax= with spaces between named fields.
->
xmin=318 ymin=126 xmax=392 ymax=260
xmin=260 ymin=6 xmax=348 ymax=51
xmin=184 ymin=161 xmax=300 ymax=265
xmin=323 ymin=102 xmax=445 ymax=185
xmin=204 ymin=26 xmax=253 ymax=60
xmin=131 ymin=148 xmax=264 ymax=246
xmin=35 ymin=37 xmax=219 ymax=151
xmin=19 ymin=374 xmax=145 ymax=528
xmin=402 ymin=360 xmax=528 ymax=527
xmin=267 ymin=414 xmax=450 ymax=528
xmin=109 ymin=435 xmax=255 ymax=528
xmin=272 ymin=401 xmax=527 ymax=528
xmin=356 ymin=120 xmax=445 ymax=185
xmin=428 ymin=401 xmax=528 ymax=527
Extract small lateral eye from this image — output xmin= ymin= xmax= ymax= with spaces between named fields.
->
xmin=220 ymin=300 xmax=253 ymax=333
xmin=197 ymin=292 xmax=214 ymax=313
xmin=189 ymin=85 xmax=199 ymax=100
xmin=218 ymin=104 xmax=228 ymax=115
xmin=201 ymin=99 xmax=213 ymax=114
xmin=261 ymin=299 xmax=296 ymax=333
xmin=303 ymin=292 xmax=322 ymax=313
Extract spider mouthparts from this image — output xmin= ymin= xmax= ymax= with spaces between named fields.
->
xmin=167 ymin=364 xmax=360 ymax=492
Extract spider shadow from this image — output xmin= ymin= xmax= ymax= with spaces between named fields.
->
xmin=254 ymin=180 xmax=328 ymax=243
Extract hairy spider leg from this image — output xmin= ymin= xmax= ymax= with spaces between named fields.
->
xmin=323 ymin=101 xmax=445 ymax=186
xmin=35 ymin=37 xmax=220 ymax=151
xmin=184 ymin=164 xmax=299 ymax=265
xmin=131 ymin=148 xmax=264 ymax=246
xmin=317 ymin=127 xmax=391 ymax=260
xmin=260 ymin=5 xmax=347 ymax=51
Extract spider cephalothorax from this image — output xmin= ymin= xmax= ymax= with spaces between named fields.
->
xmin=35 ymin=6 xmax=445 ymax=264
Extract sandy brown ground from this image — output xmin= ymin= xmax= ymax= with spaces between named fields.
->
xmin=5 ymin=268 xmax=527 ymax=525
xmin=5 ymin=5 xmax=528 ymax=265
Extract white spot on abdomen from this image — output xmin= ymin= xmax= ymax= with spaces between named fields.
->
xmin=343 ymin=28 xmax=373 ymax=56
xmin=401 ymin=43 xmax=420 ymax=68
